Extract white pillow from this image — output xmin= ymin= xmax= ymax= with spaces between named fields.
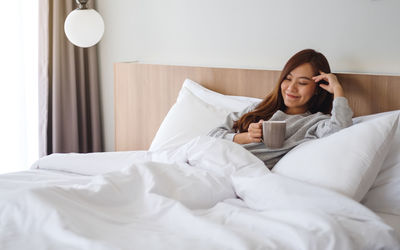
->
xmin=149 ymin=79 xmax=260 ymax=151
xmin=149 ymin=87 xmax=230 ymax=151
xmin=272 ymin=113 xmax=399 ymax=201
xmin=357 ymin=111 xmax=400 ymax=216
xmin=183 ymin=79 xmax=261 ymax=111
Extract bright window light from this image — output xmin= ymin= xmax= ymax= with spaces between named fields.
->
xmin=0 ymin=0 xmax=39 ymax=174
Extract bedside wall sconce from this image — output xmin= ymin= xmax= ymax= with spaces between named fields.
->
xmin=64 ymin=0 xmax=104 ymax=48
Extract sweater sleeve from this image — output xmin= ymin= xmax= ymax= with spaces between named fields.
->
xmin=306 ymin=97 xmax=354 ymax=139
xmin=207 ymin=103 xmax=258 ymax=141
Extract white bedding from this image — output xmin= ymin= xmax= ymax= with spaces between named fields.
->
xmin=0 ymin=136 xmax=399 ymax=250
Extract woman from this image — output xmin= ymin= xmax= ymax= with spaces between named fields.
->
xmin=208 ymin=49 xmax=353 ymax=169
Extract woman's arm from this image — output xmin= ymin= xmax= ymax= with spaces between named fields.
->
xmin=233 ymin=120 xmax=264 ymax=144
xmin=312 ymin=71 xmax=344 ymax=99
xmin=308 ymin=97 xmax=353 ymax=139
xmin=207 ymin=110 xmax=242 ymax=141
xmin=307 ymin=72 xmax=354 ymax=139
xmin=207 ymin=102 xmax=262 ymax=144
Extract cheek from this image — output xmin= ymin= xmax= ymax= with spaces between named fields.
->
xmin=280 ymin=82 xmax=287 ymax=92
xmin=301 ymin=85 xmax=316 ymax=99
xmin=280 ymin=86 xmax=287 ymax=98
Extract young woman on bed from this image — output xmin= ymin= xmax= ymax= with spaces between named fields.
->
xmin=208 ymin=49 xmax=353 ymax=169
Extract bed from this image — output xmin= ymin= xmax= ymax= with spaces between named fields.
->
xmin=1 ymin=63 xmax=400 ymax=249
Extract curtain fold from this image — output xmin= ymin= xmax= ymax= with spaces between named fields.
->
xmin=39 ymin=0 xmax=103 ymax=156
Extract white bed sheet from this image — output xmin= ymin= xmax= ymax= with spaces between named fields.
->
xmin=0 ymin=136 xmax=399 ymax=250
xmin=0 ymin=169 xmax=92 ymax=189
xmin=377 ymin=212 xmax=400 ymax=240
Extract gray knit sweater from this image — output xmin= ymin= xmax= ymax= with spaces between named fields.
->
xmin=207 ymin=97 xmax=354 ymax=169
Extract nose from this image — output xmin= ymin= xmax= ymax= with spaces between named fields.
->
xmin=287 ymin=81 xmax=297 ymax=91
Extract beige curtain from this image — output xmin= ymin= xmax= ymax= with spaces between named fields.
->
xmin=39 ymin=0 xmax=103 ymax=156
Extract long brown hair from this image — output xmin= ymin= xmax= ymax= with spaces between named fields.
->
xmin=233 ymin=49 xmax=333 ymax=133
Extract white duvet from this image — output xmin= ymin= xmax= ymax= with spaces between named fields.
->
xmin=0 ymin=136 xmax=399 ymax=250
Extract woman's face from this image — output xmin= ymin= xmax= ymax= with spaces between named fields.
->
xmin=281 ymin=63 xmax=317 ymax=114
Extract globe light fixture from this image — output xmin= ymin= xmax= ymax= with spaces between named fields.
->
xmin=64 ymin=0 xmax=104 ymax=48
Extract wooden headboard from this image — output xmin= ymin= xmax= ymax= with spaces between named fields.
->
xmin=115 ymin=63 xmax=400 ymax=151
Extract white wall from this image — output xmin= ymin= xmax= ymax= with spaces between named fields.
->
xmin=96 ymin=0 xmax=400 ymax=151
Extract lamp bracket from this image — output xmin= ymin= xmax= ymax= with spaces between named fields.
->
xmin=75 ymin=0 xmax=89 ymax=10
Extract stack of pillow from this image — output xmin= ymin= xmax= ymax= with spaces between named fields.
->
xmin=149 ymin=78 xmax=400 ymax=228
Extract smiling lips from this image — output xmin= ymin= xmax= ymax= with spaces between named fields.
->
xmin=285 ymin=93 xmax=299 ymax=99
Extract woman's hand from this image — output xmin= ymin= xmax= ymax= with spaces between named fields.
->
xmin=233 ymin=120 xmax=264 ymax=144
xmin=312 ymin=71 xmax=344 ymax=98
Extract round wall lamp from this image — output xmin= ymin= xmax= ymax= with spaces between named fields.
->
xmin=64 ymin=0 xmax=104 ymax=48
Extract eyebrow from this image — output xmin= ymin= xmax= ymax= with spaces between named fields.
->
xmin=287 ymin=73 xmax=312 ymax=81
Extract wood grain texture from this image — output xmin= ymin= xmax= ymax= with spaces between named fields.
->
xmin=115 ymin=63 xmax=400 ymax=151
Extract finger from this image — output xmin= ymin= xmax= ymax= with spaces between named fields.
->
xmin=248 ymin=129 xmax=262 ymax=136
xmin=313 ymin=73 xmax=322 ymax=78
xmin=258 ymin=119 xmax=264 ymax=123
xmin=251 ymin=137 xmax=262 ymax=143
xmin=314 ymin=76 xmax=331 ymax=85
xmin=312 ymin=76 xmax=320 ymax=82
xmin=249 ymin=127 xmax=262 ymax=134
xmin=250 ymin=131 xmax=262 ymax=138
xmin=312 ymin=75 xmax=323 ymax=82
xmin=318 ymin=83 xmax=327 ymax=89
xmin=319 ymin=84 xmax=330 ymax=92
xmin=250 ymin=122 xmax=262 ymax=128
xmin=313 ymin=74 xmax=328 ymax=81
xmin=247 ymin=133 xmax=262 ymax=143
